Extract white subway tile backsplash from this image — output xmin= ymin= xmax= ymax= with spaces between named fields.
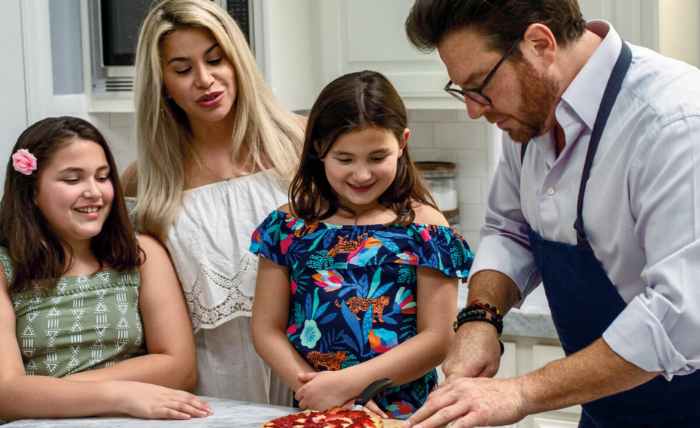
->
xmin=455 ymin=110 xmax=488 ymax=123
xmin=434 ymin=122 xmax=485 ymax=150
xmin=110 ymin=113 xmax=136 ymax=129
xmin=480 ymin=177 xmax=489 ymax=205
xmin=458 ymin=176 xmax=482 ymax=205
xmin=459 ymin=203 xmax=487 ymax=233
xmin=457 ymin=150 xmax=488 ymax=178
xmin=409 ymin=109 xmax=457 ymax=123
xmin=410 ymin=149 xmax=458 ymax=163
xmin=406 ymin=122 xmax=434 ymax=148
xmin=114 ymin=152 xmax=137 ymax=175
xmin=461 ymin=231 xmax=481 ymax=252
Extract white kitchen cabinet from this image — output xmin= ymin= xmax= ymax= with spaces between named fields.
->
xmin=317 ymin=0 xmax=459 ymax=110
xmin=532 ymin=418 xmax=579 ymax=428
xmin=499 ymin=337 xmax=582 ymax=428
xmin=316 ymin=0 xmax=659 ymax=111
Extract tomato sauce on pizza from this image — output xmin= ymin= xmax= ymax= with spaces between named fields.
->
xmin=262 ymin=406 xmax=383 ymax=428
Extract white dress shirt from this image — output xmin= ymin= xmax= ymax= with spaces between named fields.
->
xmin=470 ymin=21 xmax=700 ymax=379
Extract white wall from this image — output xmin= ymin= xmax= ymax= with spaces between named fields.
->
xmin=659 ymin=0 xmax=700 ymax=68
xmin=0 ymin=0 xmax=29 ymax=194
xmin=407 ymin=111 xmax=494 ymax=251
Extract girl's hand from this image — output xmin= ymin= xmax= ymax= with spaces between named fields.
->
xmin=295 ymin=371 xmax=355 ymax=411
xmin=341 ymin=398 xmax=388 ymax=420
xmin=119 ymin=382 xmax=213 ymax=420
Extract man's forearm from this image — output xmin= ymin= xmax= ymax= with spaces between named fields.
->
xmin=520 ymin=338 xmax=661 ymax=414
xmin=466 ymin=269 xmax=521 ymax=315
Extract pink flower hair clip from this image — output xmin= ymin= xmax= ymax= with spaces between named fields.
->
xmin=12 ymin=149 xmax=38 ymax=175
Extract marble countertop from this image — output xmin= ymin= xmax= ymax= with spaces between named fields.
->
xmin=5 ymin=397 xmax=298 ymax=427
xmin=458 ymin=283 xmax=558 ymax=339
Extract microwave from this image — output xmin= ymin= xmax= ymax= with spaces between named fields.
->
xmin=88 ymin=0 xmax=262 ymax=95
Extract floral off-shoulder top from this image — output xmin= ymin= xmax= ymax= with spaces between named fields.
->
xmin=250 ymin=210 xmax=474 ymax=418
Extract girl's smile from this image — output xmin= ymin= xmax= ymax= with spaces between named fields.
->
xmin=348 ymin=182 xmax=376 ymax=193
xmin=34 ymin=139 xmax=114 ymax=249
xmin=321 ymin=126 xmax=408 ymax=214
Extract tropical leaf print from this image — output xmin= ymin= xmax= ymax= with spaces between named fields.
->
xmin=248 ymin=210 xmax=475 ymax=416
xmin=312 ymin=270 xmax=343 ymax=292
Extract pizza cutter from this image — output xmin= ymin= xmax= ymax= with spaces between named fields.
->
xmin=352 ymin=378 xmax=393 ymax=411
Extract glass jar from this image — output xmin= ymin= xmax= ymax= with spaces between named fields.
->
xmin=415 ymin=162 xmax=460 ymax=225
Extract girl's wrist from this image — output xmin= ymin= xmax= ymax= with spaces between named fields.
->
xmin=339 ymin=365 xmax=381 ymax=399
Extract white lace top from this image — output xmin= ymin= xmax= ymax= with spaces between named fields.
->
xmin=165 ymin=169 xmax=288 ymax=332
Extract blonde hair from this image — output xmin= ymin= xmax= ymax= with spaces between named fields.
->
xmin=133 ymin=0 xmax=303 ymax=242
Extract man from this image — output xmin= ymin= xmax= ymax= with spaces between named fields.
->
xmin=404 ymin=1 xmax=700 ymax=427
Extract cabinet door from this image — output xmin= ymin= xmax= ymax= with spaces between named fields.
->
xmin=577 ymin=0 xmax=658 ymax=50
xmin=318 ymin=0 xmax=459 ymax=109
xmin=532 ymin=417 xmax=579 ymax=428
xmin=317 ymin=0 xmax=658 ymax=110
xmin=532 ymin=346 xmax=581 ymax=416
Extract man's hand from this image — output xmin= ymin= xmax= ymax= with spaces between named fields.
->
xmin=403 ymin=377 xmax=528 ymax=428
xmin=441 ymin=322 xmax=502 ymax=383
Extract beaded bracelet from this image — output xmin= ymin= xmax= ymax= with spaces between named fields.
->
xmin=452 ymin=301 xmax=505 ymax=355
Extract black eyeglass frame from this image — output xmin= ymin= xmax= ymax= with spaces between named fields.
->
xmin=444 ymin=38 xmax=521 ymax=106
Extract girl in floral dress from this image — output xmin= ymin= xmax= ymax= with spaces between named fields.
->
xmin=250 ymin=71 xmax=474 ymax=419
xmin=0 ymin=117 xmax=211 ymax=423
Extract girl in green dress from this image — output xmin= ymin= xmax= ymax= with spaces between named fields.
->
xmin=0 ymin=117 xmax=212 ymax=422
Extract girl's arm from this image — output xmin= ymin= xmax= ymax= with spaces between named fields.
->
xmin=65 ymin=234 xmax=197 ymax=390
xmin=296 ymin=266 xmax=457 ymax=409
xmin=252 ymin=256 xmax=316 ymax=391
xmin=0 ymin=255 xmax=210 ymax=421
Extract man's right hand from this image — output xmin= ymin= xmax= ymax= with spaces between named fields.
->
xmin=441 ymin=321 xmax=502 ymax=383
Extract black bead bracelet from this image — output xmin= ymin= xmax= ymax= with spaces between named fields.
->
xmin=452 ymin=301 xmax=505 ymax=355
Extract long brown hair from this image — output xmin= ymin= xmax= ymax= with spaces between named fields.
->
xmin=289 ymin=71 xmax=437 ymax=226
xmin=0 ymin=117 xmax=142 ymax=294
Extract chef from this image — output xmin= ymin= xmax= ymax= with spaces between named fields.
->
xmin=403 ymin=0 xmax=700 ymax=427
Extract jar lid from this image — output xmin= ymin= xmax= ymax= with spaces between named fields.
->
xmin=415 ymin=161 xmax=456 ymax=171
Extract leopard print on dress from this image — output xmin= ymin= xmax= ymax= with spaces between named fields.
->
xmin=336 ymin=296 xmax=390 ymax=322
xmin=326 ymin=234 xmax=368 ymax=257
xmin=306 ymin=350 xmax=347 ymax=371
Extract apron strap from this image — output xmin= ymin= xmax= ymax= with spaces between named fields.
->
xmin=574 ymin=42 xmax=632 ymax=247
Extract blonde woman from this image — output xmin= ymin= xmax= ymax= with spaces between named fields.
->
xmin=122 ymin=0 xmax=304 ymax=405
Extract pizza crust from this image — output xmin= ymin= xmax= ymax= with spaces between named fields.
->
xmin=261 ymin=407 xmax=384 ymax=428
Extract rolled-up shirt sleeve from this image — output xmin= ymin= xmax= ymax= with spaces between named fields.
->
xmin=468 ymin=135 xmax=542 ymax=308
xmin=603 ymin=116 xmax=700 ymax=379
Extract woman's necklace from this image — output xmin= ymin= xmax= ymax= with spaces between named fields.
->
xmin=196 ymin=149 xmax=233 ymax=181
xmin=200 ymin=158 xmax=231 ymax=181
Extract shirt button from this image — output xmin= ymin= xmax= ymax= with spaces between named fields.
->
xmin=547 ymin=187 xmax=555 ymax=195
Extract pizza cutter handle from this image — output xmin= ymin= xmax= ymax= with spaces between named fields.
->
xmin=353 ymin=378 xmax=393 ymax=410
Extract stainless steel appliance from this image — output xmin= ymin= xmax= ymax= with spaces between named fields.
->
xmin=88 ymin=0 xmax=259 ymax=95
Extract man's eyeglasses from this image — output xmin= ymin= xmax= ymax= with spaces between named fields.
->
xmin=444 ymin=38 xmax=521 ymax=106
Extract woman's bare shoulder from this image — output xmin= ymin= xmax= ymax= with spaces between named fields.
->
xmin=121 ymin=161 xmax=138 ymax=197
xmin=294 ymin=114 xmax=308 ymax=131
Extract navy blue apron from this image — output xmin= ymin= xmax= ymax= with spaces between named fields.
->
xmin=524 ymin=42 xmax=700 ymax=427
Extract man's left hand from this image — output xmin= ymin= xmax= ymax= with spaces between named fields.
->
xmin=403 ymin=377 xmax=529 ymax=428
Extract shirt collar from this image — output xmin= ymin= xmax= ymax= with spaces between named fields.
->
xmin=559 ymin=20 xmax=623 ymax=131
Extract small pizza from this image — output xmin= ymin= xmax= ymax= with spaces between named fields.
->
xmin=262 ymin=406 xmax=383 ymax=428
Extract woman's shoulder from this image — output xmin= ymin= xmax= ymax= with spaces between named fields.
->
xmin=411 ymin=203 xmax=449 ymax=227
xmin=121 ymin=161 xmax=138 ymax=197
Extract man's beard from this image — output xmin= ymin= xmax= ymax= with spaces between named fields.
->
xmin=496 ymin=59 xmax=559 ymax=143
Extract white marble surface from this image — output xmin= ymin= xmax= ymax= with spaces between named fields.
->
xmin=5 ymin=397 xmax=297 ymax=428
xmin=458 ymin=282 xmax=558 ymax=339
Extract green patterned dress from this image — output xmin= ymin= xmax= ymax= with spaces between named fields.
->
xmin=2 ymin=247 xmax=147 ymax=378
